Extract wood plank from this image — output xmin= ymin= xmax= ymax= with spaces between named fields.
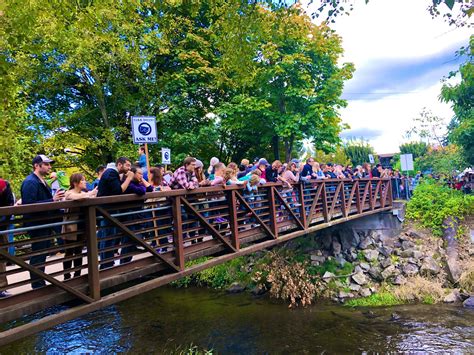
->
xmin=305 ymin=183 xmax=323 ymax=228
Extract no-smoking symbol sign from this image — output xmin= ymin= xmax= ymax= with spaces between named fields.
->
xmin=131 ymin=116 xmax=157 ymax=144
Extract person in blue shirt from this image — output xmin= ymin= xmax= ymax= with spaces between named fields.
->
xmin=87 ymin=165 xmax=105 ymax=191
xmin=21 ymin=155 xmax=65 ymax=289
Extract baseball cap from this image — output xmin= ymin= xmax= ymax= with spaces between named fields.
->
xmin=32 ymin=154 xmax=55 ymax=165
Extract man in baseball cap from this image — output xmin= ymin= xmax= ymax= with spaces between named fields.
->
xmin=32 ymin=154 xmax=55 ymax=165
xmin=21 ymin=154 xmax=64 ymax=289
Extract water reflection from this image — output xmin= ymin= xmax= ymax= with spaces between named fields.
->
xmin=1 ymin=287 xmax=473 ymax=353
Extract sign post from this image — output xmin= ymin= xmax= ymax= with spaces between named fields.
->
xmin=161 ymin=148 xmax=171 ymax=171
xmin=131 ymin=116 xmax=158 ymax=182
xmin=368 ymin=154 xmax=375 ymax=164
xmin=400 ymin=153 xmax=414 ymax=199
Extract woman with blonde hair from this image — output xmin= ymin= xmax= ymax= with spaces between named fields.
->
xmin=62 ymin=173 xmax=97 ymax=280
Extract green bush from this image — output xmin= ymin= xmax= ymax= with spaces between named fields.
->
xmin=406 ymin=179 xmax=474 ymax=236
xmin=171 ymin=257 xmax=249 ymax=289
xmin=345 ymin=292 xmax=402 ymax=307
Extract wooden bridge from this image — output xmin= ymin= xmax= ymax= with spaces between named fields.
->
xmin=0 ymin=178 xmax=392 ymax=345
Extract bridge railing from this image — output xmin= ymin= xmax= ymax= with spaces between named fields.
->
xmin=0 ymin=178 xmax=392 ymax=319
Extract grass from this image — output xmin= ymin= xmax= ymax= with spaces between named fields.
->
xmin=345 ymin=292 xmax=403 ymax=307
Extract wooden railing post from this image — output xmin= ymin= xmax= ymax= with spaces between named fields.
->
xmin=298 ymin=182 xmax=307 ymax=228
xmin=171 ymin=196 xmax=185 ymax=270
xmin=355 ymin=181 xmax=362 ymax=214
xmin=226 ymin=190 xmax=239 ymax=250
xmin=340 ymin=181 xmax=347 ymax=217
xmin=268 ymin=186 xmax=278 ymax=239
xmin=387 ymin=179 xmax=393 ymax=207
xmin=85 ymin=206 xmax=100 ymax=300
xmin=321 ymin=182 xmax=329 ymax=222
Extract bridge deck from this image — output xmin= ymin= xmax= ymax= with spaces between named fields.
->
xmin=0 ymin=178 xmax=392 ymax=345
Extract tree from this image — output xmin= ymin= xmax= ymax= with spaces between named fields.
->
xmin=343 ymin=138 xmax=375 ymax=167
xmin=313 ymin=146 xmax=350 ymax=166
xmin=416 ymin=144 xmax=466 ymax=174
xmin=399 ymin=142 xmax=429 ymax=160
xmin=405 ymin=109 xmax=447 ymax=147
xmin=441 ymin=37 xmax=474 ymax=166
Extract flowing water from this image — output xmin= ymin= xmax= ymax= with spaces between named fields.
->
xmin=1 ymin=287 xmax=473 ymax=353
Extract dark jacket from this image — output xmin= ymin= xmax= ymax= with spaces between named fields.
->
xmin=301 ymin=164 xmax=313 ymax=179
xmin=98 ymin=168 xmax=123 ymax=197
xmin=20 ymin=173 xmax=56 ymax=227
xmin=0 ymin=179 xmax=14 ymax=232
xmin=371 ymin=167 xmax=381 ymax=178
xmin=265 ymin=166 xmax=279 ymax=183
xmin=123 ymin=180 xmax=153 ymax=196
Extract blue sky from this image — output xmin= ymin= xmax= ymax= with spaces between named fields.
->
xmin=305 ymin=0 xmax=472 ymax=153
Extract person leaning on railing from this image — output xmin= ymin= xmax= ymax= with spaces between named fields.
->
xmin=61 ymin=173 xmax=97 ymax=280
xmin=20 ymin=155 xmax=65 ymax=289
xmin=97 ymin=157 xmax=134 ymax=270
xmin=169 ymin=157 xmax=199 ymax=190
xmin=0 ymin=178 xmax=14 ymax=297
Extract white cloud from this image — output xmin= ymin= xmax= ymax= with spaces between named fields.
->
xmin=303 ymin=0 xmax=471 ymax=153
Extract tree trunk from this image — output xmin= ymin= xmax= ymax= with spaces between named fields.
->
xmin=272 ymin=135 xmax=280 ymax=161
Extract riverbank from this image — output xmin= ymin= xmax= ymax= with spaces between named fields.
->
xmin=172 ymin=219 xmax=474 ymax=308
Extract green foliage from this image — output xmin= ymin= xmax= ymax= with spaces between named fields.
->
xmin=308 ymin=258 xmax=353 ymax=278
xmin=406 ymin=179 xmax=474 ymax=236
xmin=313 ymin=146 xmax=351 ymax=166
xmin=342 ymin=138 xmax=375 ymax=167
xmin=0 ymin=1 xmax=353 ymax=186
xmin=171 ymin=257 xmax=249 ymax=289
xmin=345 ymin=292 xmax=402 ymax=307
xmin=441 ymin=36 xmax=474 ymax=166
xmin=415 ymin=145 xmax=466 ymax=175
xmin=399 ymin=142 xmax=429 ymax=160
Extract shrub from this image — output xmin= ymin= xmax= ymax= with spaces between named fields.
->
xmin=406 ymin=179 xmax=474 ymax=236
xmin=253 ymin=251 xmax=317 ymax=307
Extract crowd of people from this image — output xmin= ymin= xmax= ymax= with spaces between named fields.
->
xmin=2 ymin=148 xmax=470 ymax=297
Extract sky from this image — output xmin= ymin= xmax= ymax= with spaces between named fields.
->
xmin=304 ymin=0 xmax=472 ymax=154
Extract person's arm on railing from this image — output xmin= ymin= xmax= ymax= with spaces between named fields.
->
xmin=121 ymin=171 xmax=134 ymax=193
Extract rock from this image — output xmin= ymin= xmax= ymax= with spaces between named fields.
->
xmin=349 ymin=283 xmax=361 ymax=292
xmin=322 ymin=271 xmax=336 ymax=282
xmin=412 ymin=250 xmax=424 ymax=260
xmin=335 ymin=255 xmax=347 ymax=267
xmin=340 ymin=232 xmax=356 ymax=251
xmin=360 ymin=288 xmax=372 ymax=297
xmin=380 ymin=258 xmax=392 ymax=269
xmin=363 ymin=249 xmax=379 ymax=261
xmin=354 ymin=265 xmax=363 ymax=274
xmin=310 ymin=255 xmax=326 ymax=263
xmin=402 ymin=263 xmax=419 ymax=277
xmin=390 ymin=312 xmax=401 ymax=321
xmin=379 ymin=234 xmax=395 ymax=248
xmin=380 ymin=246 xmax=394 ymax=258
xmin=338 ymin=291 xmax=352 ymax=299
xmin=400 ymin=249 xmax=415 ymax=258
xmin=468 ymin=247 xmax=474 ymax=257
xmin=393 ymin=240 xmax=402 ymax=249
xmin=443 ymin=290 xmax=461 ymax=303
xmin=459 ymin=292 xmax=470 ymax=301
xmin=392 ymin=275 xmax=406 ymax=285
xmin=321 ymin=233 xmax=332 ymax=249
xmin=408 ymin=230 xmax=421 ymax=238
xmin=446 ymin=256 xmax=462 ymax=284
xmin=420 ymin=256 xmax=440 ymax=276
xmin=399 ymin=233 xmax=410 ymax=241
xmin=360 ymin=262 xmax=370 ymax=271
xmin=332 ymin=240 xmax=342 ymax=255
xmin=311 ymin=261 xmax=320 ymax=266
xmin=368 ymin=230 xmax=380 ymax=242
xmin=359 ymin=237 xmax=372 ymax=249
xmin=352 ymin=272 xmax=368 ymax=286
xmin=368 ymin=266 xmax=383 ymax=281
xmin=381 ymin=265 xmax=397 ymax=280
xmin=462 ymin=296 xmax=474 ymax=309
xmin=250 ymin=286 xmax=267 ymax=296
xmin=227 ymin=282 xmax=246 ymax=293
xmin=401 ymin=240 xmax=415 ymax=250
xmin=351 ymin=230 xmax=361 ymax=248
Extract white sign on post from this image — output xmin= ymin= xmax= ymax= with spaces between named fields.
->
xmin=161 ymin=148 xmax=171 ymax=165
xmin=368 ymin=154 xmax=375 ymax=164
xmin=400 ymin=153 xmax=414 ymax=171
xmin=131 ymin=116 xmax=157 ymax=144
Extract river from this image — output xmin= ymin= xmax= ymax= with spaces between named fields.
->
xmin=1 ymin=286 xmax=473 ymax=353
